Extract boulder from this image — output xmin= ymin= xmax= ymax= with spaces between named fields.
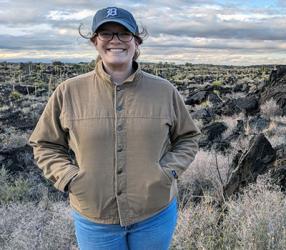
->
xmin=270 ymin=144 xmax=286 ymax=191
xmin=201 ymin=122 xmax=228 ymax=142
xmin=185 ymin=90 xmax=208 ymax=105
xmin=261 ymin=65 xmax=286 ymax=115
xmin=224 ymin=133 xmax=276 ymax=197
xmin=235 ymin=96 xmax=260 ymax=116
xmin=199 ymin=122 xmax=230 ymax=151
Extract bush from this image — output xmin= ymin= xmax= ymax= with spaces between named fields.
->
xmin=212 ymin=80 xmax=223 ymax=87
xmin=9 ymin=90 xmax=22 ymax=100
xmin=0 ymin=167 xmax=31 ymax=204
xmin=260 ymin=98 xmax=282 ymax=118
xmin=171 ymin=175 xmax=286 ymax=250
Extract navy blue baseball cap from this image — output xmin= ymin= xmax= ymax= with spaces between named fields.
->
xmin=92 ymin=7 xmax=139 ymax=34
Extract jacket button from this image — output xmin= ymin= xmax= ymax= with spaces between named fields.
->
xmin=117 ymin=169 xmax=123 ymax=174
xmin=117 ymin=147 xmax=123 ymax=152
xmin=116 ymin=106 xmax=123 ymax=112
xmin=117 ymin=190 xmax=122 ymax=196
xmin=117 ymin=125 xmax=123 ymax=131
xmin=116 ymin=86 xmax=121 ymax=91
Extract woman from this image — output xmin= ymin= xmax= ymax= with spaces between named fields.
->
xmin=29 ymin=6 xmax=200 ymax=250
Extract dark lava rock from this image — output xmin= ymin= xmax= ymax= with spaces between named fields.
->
xmin=199 ymin=122 xmax=230 ymax=151
xmin=218 ymin=96 xmax=259 ymax=117
xmin=192 ymin=108 xmax=215 ymax=125
xmin=185 ymin=90 xmax=208 ymax=105
xmin=248 ymin=115 xmax=270 ymax=132
xmin=224 ymin=133 xmax=276 ymax=197
xmin=225 ymin=120 xmax=245 ymax=141
xmin=201 ymin=122 xmax=228 ymax=141
xmin=235 ymin=96 xmax=260 ymax=116
xmin=261 ymin=65 xmax=286 ymax=115
xmin=0 ymin=145 xmax=34 ymax=173
xmin=219 ymin=99 xmax=242 ymax=116
xmin=270 ymin=144 xmax=286 ymax=191
xmin=14 ymin=84 xmax=36 ymax=95
xmin=208 ymin=93 xmax=223 ymax=106
xmin=0 ymin=108 xmax=38 ymax=130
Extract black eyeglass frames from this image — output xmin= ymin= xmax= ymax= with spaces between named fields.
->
xmin=96 ymin=31 xmax=135 ymax=42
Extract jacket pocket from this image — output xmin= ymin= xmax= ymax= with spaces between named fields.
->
xmin=157 ymin=162 xmax=174 ymax=184
xmin=69 ymin=171 xmax=86 ymax=198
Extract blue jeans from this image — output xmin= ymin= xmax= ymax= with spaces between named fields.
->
xmin=71 ymin=198 xmax=178 ymax=250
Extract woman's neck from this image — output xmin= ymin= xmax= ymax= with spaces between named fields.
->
xmin=102 ymin=61 xmax=134 ymax=84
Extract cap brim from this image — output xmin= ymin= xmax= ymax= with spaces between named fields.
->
xmin=94 ymin=19 xmax=137 ymax=34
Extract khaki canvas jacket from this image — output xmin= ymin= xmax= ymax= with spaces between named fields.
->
xmin=28 ymin=60 xmax=201 ymax=226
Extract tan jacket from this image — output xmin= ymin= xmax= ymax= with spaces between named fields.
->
xmin=28 ymin=60 xmax=200 ymax=226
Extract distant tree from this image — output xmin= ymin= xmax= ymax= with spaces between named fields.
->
xmin=52 ymin=61 xmax=63 ymax=66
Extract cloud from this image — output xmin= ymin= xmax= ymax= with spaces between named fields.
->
xmin=47 ymin=10 xmax=94 ymax=21
xmin=1 ymin=0 xmax=286 ymax=65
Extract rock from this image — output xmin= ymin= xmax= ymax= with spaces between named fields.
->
xmin=199 ymin=122 xmax=229 ymax=151
xmin=270 ymin=144 xmax=286 ymax=191
xmin=224 ymin=133 xmax=276 ymax=197
xmin=233 ymin=83 xmax=246 ymax=92
xmin=208 ymin=93 xmax=223 ymax=106
xmin=248 ymin=115 xmax=270 ymax=132
xmin=192 ymin=108 xmax=215 ymax=125
xmin=235 ymin=96 xmax=260 ymax=116
xmin=0 ymin=145 xmax=33 ymax=173
xmin=14 ymin=84 xmax=36 ymax=95
xmin=225 ymin=120 xmax=245 ymax=141
xmin=185 ymin=90 xmax=208 ymax=105
xmin=220 ymin=99 xmax=242 ymax=116
xmin=201 ymin=122 xmax=228 ymax=142
xmin=261 ymin=65 xmax=286 ymax=115
xmin=0 ymin=108 xmax=37 ymax=130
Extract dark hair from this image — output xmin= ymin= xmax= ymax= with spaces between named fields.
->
xmin=78 ymin=24 xmax=148 ymax=61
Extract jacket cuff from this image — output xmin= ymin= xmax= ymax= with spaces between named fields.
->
xmin=54 ymin=165 xmax=79 ymax=192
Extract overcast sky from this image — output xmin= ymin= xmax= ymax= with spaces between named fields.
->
xmin=1 ymin=0 xmax=286 ymax=65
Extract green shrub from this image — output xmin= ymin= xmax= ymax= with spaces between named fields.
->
xmin=0 ymin=167 xmax=31 ymax=204
xmin=212 ymin=80 xmax=223 ymax=87
xmin=9 ymin=90 xmax=22 ymax=100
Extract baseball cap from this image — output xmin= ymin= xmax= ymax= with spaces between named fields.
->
xmin=92 ymin=7 xmax=139 ymax=34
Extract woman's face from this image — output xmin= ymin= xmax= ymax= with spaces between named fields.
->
xmin=93 ymin=22 xmax=137 ymax=70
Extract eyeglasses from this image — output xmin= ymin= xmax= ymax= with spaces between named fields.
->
xmin=96 ymin=31 xmax=134 ymax=42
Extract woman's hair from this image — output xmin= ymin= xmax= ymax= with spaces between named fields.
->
xmin=78 ymin=24 xmax=148 ymax=61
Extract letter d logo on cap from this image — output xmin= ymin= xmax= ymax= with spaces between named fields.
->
xmin=106 ymin=7 xmax=117 ymax=17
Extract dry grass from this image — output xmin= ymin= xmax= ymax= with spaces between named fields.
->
xmin=260 ymin=98 xmax=282 ymax=118
xmin=0 ymin=201 xmax=77 ymax=250
xmin=172 ymin=174 xmax=286 ymax=250
xmin=1 ymin=157 xmax=286 ymax=249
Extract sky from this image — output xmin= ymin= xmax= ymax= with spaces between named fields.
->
xmin=0 ymin=0 xmax=286 ymax=65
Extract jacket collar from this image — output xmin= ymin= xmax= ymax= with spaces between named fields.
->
xmin=95 ymin=59 xmax=142 ymax=87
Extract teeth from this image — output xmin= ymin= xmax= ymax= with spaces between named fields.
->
xmin=108 ymin=49 xmax=124 ymax=51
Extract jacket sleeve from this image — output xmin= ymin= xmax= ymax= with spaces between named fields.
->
xmin=159 ymin=87 xmax=201 ymax=179
xmin=28 ymin=83 xmax=79 ymax=192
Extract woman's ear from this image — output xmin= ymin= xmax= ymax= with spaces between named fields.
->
xmin=91 ymin=36 xmax=97 ymax=46
xmin=135 ymin=40 xmax=139 ymax=48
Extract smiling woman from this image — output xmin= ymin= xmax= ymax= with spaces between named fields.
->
xmin=28 ymin=6 xmax=200 ymax=250
xmin=79 ymin=8 xmax=147 ymax=77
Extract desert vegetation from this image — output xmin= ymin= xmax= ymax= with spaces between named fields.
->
xmin=1 ymin=61 xmax=286 ymax=249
